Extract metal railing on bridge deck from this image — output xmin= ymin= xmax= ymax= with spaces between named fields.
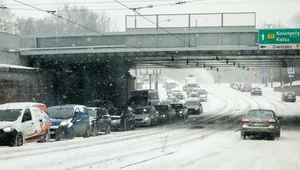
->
xmin=125 ymin=12 xmax=256 ymax=30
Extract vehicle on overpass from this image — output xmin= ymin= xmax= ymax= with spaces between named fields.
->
xmin=184 ymin=98 xmax=203 ymax=115
xmin=128 ymin=89 xmax=160 ymax=109
xmin=281 ymin=91 xmax=296 ymax=102
xmin=0 ymin=102 xmax=50 ymax=147
xmin=241 ymin=109 xmax=281 ymax=140
xmin=108 ymin=107 xmax=135 ymax=131
xmin=88 ymin=107 xmax=111 ymax=135
xmin=134 ymin=106 xmax=159 ymax=126
xmin=48 ymin=105 xmax=90 ymax=141
xmin=251 ymin=87 xmax=262 ymax=96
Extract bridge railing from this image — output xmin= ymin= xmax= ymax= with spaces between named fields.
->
xmin=125 ymin=12 xmax=256 ymax=29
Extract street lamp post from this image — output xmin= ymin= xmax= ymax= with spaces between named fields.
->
xmin=157 ymin=19 xmax=171 ymax=29
xmin=130 ymin=5 xmax=153 ymax=28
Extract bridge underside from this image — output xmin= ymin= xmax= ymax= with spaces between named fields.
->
xmin=26 ymin=47 xmax=300 ymax=69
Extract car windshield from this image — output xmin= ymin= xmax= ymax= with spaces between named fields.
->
xmin=187 ymin=84 xmax=197 ymax=88
xmin=108 ymin=109 xmax=124 ymax=116
xmin=246 ymin=110 xmax=274 ymax=118
xmin=48 ymin=108 xmax=73 ymax=119
xmin=171 ymin=104 xmax=183 ymax=109
xmin=190 ymin=93 xmax=198 ymax=97
xmin=134 ymin=108 xmax=150 ymax=114
xmin=185 ymin=101 xmax=198 ymax=106
xmin=286 ymin=92 xmax=295 ymax=95
xmin=154 ymin=105 xmax=169 ymax=112
xmin=0 ymin=109 xmax=22 ymax=122
xmin=88 ymin=109 xmax=97 ymax=117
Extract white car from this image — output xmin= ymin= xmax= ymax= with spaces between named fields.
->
xmin=0 ymin=102 xmax=50 ymax=146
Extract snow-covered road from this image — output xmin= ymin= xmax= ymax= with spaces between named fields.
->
xmin=1 ymin=84 xmax=300 ymax=170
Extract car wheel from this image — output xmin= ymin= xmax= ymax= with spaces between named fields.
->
xmin=67 ymin=128 xmax=75 ymax=139
xmin=94 ymin=125 xmax=99 ymax=136
xmin=122 ymin=121 xmax=127 ymax=131
xmin=55 ymin=134 xmax=61 ymax=141
xmin=105 ymin=126 xmax=111 ymax=134
xmin=83 ymin=127 xmax=90 ymax=138
xmin=42 ymin=132 xmax=50 ymax=142
xmin=11 ymin=133 xmax=23 ymax=147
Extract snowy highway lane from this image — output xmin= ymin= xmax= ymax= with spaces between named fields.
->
xmin=1 ymin=84 xmax=300 ymax=170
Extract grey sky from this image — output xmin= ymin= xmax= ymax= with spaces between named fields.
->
xmin=3 ymin=0 xmax=300 ymax=31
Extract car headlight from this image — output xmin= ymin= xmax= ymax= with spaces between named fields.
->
xmin=3 ymin=127 xmax=14 ymax=133
xmin=60 ymin=120 xmax=69 ymax=126
xmin=161 ymin=114 xmax=166 ymax=118
xmin=179 ymin=111 xmax=183 ymax=113
xmin=112 ymin=120 xmax=121 ymax=123
xmin=89 ymin=120 xmax=93 ymax=125
xmin=145 ymin=117 xmax=150 ymax=120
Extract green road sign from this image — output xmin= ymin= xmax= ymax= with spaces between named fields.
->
xmin=258 ymin=28 xmax=300 ymax=50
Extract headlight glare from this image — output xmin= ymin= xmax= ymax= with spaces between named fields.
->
xmin=3 ymin=127 xmax=14 ymax=133
xmin=60 ymin=120 xmax=69 ymax=126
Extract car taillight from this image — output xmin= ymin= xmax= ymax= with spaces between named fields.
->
xmin=268 ymin=119 xmax=277 ymax=125
xmin=241 ymin=119 xmax=250 ymax=124
xmin=293 ymin=96 xmax=296 ymax=99
xmin=284 ymin=96 xmax=287 ymax=98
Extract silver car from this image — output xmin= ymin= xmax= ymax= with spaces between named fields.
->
xmin=241 ymin=109 xmax=281 ymax=140
xmin=134 ymin=106 xmax=159 ymax=126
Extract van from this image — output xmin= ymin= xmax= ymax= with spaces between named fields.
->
xmin=128 ymin=89 xmax=160 ymax=109
xmin=48 ymin=105 xmax=90 ymax=141
xmin=0 ymin=102 xmax=50 ymax=146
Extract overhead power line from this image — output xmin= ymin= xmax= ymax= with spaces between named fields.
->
xmin=13 ymin=0 xmax=148 ymax=53
xmin=114 ymin=0 xmax=197 ymax=49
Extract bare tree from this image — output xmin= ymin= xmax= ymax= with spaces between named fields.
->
xmin=289 ymin=12 xmax=300 ymax=28
xmin=15 ymin=4 xmax=115 ymax=36
xmin=0 ymin=0 xmax=15 ymax=33
xmin=259 ymin=20 xmax=286 ymax=28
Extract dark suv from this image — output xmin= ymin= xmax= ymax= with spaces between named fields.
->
xmin=88 ymin=107 xmax=111 ymax=136
xmin=109 ymin=107 xmax=135 ymax=131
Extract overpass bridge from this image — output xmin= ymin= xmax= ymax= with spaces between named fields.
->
xmin=19 ymin=26 xmax=300 ymax=69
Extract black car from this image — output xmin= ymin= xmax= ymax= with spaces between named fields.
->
xmin=171 ymin=103 xmax=188 ymax=119
xmin=108 ymin=107 xmax=136 ymax=131
xmin=251 ymin=87 xmax=262 ymax=96
xmin=88 ymin=107 xmax=111 ymax=136
xmin=154 ymin=105 xmax=177 ymax=124
xmin=281 ymin=91 xmax=296 ymax=102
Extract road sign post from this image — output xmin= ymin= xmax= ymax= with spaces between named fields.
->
xmin=258 ymin=29 xmax=300 ymax=50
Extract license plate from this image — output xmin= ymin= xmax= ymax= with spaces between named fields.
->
xmin=288 ymin=96 xmax=293 ymax=99
xmin=253 ymin=123 xmax=264 ymax=126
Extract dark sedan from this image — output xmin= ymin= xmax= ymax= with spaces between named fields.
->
xmin=108 ymin=107 xmax=135 ymax=131
xmin=281 ymin=91 xmax=296 ymax=102
xmin=154 ymin=105 xmax=177 ymax=124
xmin=170 ymin=103 xmax=188 ymax=119
xmin=251 ymin=87 xmax=262 ymax=96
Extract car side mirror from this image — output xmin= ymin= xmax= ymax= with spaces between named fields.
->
xmin=277 ymin=116 xmax=282 ymax=120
